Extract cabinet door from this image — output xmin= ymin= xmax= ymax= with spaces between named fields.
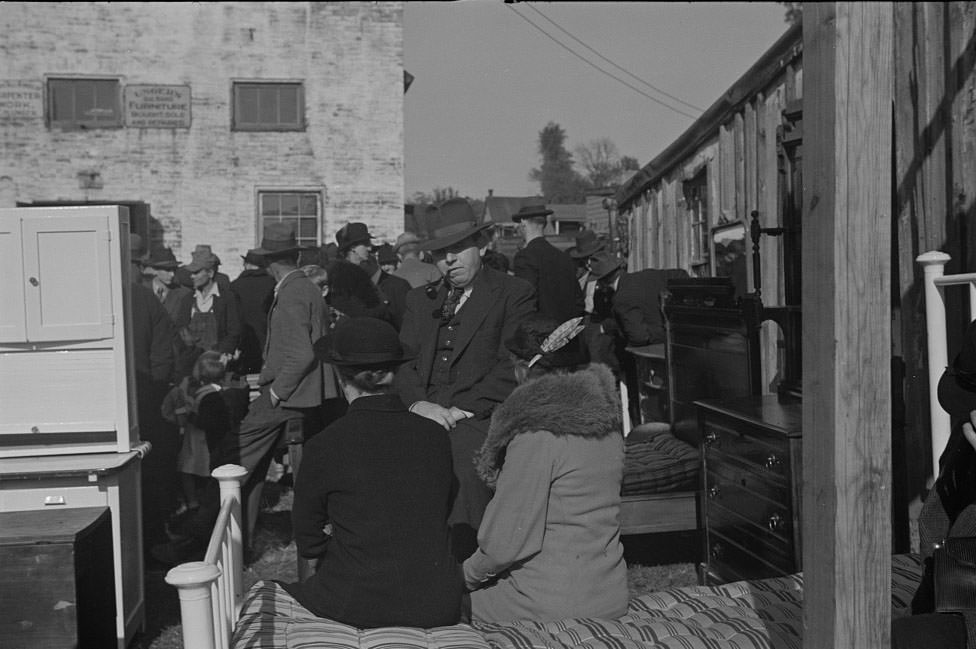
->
xmin=22 ymin=215 xmax=114 ymax=341
xmin=0 ymin=218 xmax=26 ymax=342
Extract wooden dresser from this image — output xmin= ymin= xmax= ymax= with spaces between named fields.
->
xmin=696 ymin=395 xmax=802 ymax=584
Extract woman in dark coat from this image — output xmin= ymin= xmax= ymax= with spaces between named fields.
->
xmin=282 ymin=316 xmax=463 ymax=629
xmin=896 ymin=320 xmax=976 ymax=648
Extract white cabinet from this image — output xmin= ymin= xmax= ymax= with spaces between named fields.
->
xmin=0 ymin=450 xmax=147 ymax=649
xmin=0 ymin=206 xmax=137 ymax=456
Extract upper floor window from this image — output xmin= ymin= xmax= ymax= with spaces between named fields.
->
xmin=48 ymin=78 xmax=122 ymax=129
xmin=684 ymin=170 xmax=709 ymax=270
xmin=233 ymin=82 xmax=304 ymax=131
xmin=259 ymin=191 xmax=320 ymax=249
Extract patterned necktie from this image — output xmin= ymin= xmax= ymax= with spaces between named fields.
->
xmin=440 ymin=287 xmax=464 ymax=323
xmin=155 ymin=286 xmax=165 ymax=302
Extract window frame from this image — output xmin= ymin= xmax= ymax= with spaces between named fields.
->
xmin=46 ymin=76 xmax=123 ymax=130
xmin=232 ymin=81 xmax=305 ymax=132
xmin=256 ymin=189 xmax=322 ymax=250
xmin=683 ymin=170 xmax=710 ymax=270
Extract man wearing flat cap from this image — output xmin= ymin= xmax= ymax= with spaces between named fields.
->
xmin=512 ymin=204 xmax=584 ymax=322
xmin=175 ymin=248 xmax=242 ymax=378
xmin=396 ymin=197 xmax=535 ymax=560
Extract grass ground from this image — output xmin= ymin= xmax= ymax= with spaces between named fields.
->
xmin=135 ymin=484 xmax=698 ymax=649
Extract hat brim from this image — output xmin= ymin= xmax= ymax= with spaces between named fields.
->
xmin=313 ymin=338 xmax=416 ymax=367
xmin=148 ymin=261 xmax=180 ymax=270
xmin=511 ymin=210 xmax=553 ymax=223
xmin=417 ymin=222 xmax=494 ymax=252
xmin=570 ymin=241 xmax=606 ymax=259
xmin=938 ymin=369 xmax=976 ymax=418
xmin=252 ymin=245 xmax=313 ymax=258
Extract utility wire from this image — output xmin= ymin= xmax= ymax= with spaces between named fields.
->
xmin=522 ymin=2 xmax=704 ymax=112
xmin=505 ymin=4 xmax=699 ymax=120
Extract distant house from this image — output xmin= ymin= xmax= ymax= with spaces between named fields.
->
xmin=482 ymin=192 xmax=592 ymax=260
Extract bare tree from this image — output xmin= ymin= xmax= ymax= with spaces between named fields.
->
xmin=575 ymin=138 xmax=640 ymax=189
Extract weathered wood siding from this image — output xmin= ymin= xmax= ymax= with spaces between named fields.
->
xmin=620 ymin=25 xmax=803 ymax=393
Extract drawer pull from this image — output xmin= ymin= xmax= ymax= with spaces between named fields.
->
xmin=44 ymin=495 xmax=66 ymax=506
xmin=708 ymin=486 xmax=721 ymax=499
xmin=767 ymin=513 xmax=783 ymax=531
xmin=764 ymin=454 xmax=782 ymax=470
xmin=703 ymin=431 xmax=719 ymax=447
xmin=710 ymin=543 xmax=724 ymax=560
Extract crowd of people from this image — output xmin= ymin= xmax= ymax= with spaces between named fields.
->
xmin=132 ymin=197 xmax=691 ymax=628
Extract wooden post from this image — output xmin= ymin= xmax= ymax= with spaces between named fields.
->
xmin=802 ymin=4 xmax=893 ymax=648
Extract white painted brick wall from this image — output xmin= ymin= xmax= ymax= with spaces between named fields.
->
xmin=0 ymin=1 xmax=403 ymax=274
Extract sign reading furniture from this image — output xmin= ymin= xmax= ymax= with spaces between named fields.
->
xmin=124 ymin=84 xmax=191 ymax=128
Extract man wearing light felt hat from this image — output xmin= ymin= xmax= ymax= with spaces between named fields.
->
xmin=396 ymin=197 xmax=535 ymax=560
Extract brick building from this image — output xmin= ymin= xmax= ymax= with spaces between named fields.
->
xmin=0 ymin=2 xmax=404 ymax=273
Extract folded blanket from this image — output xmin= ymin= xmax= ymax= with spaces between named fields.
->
xmin=620 ymin=434 xmax=699 ymax=496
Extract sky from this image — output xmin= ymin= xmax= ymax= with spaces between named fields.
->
xmin=404 ymin=1 xmax=792 ymax=201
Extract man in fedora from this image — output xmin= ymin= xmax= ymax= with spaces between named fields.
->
xmin=337 ymin=222 xmax=411 ymax=330
xmin=145 ymin=247 xmax=193 ymax=335
xmin=396 ymin=197 xmax=535 ymax=560
xmin=392 ymin=231 xmax=442 ymax=288
xmin=229 ymin=249 xmax=275 ymax=375
xmin=153 ymin=222 xmax=331 ymax=564
xmin=512 ymin=204 xmax=583 ymax=322
xmin=569 ymin=229 xmax=607 ymax=314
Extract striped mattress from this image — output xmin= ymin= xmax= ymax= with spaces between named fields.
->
xmin=232 ymin=554 xmax=922 ymax=649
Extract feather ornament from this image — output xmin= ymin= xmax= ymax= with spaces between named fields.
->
xmin=527 ymin=316 xmax=586 ymax=368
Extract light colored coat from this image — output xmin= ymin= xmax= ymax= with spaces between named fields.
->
xmin=464 ymin=363 xmax=629 ymax=622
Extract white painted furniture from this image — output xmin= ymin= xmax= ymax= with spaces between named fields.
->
xmin=166 ymin=464 xmax=248 ymax=649
xmin=0 ymin=205 xmax=137 ymax=457
xmin=0 ymin=447 xmax=148 ymax=648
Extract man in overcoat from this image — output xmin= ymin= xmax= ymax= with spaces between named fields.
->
xmin=396 ymin=197 xmax=535 ymax=559
xmin=229 ymin=249 xmax=275 ymax=375
xmin=511 ymin=204 xmax=584 ymax=322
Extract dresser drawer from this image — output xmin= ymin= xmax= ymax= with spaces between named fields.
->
xmin=0 ymin=482 xmax=108 ymax=511
xmin=702 ymin=421 xmax=792 ymax=484
xmin=705 ymin=495 xmax=795 ymax=562
xmin=704 ymin=527 xmax=795 ymax=582
xmin=705 ymin=454 xmax=792 ymax=516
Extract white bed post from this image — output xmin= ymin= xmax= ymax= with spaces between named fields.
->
xmin=917 ymin=251 xmax=951 ymax=481
xmin=165 ymin=464 xmax=247 ymax=649
xmin=213 ymin=463 xmax=247 ymax=609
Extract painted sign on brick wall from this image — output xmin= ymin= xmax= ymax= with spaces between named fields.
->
xmin=125 ymin=84 xmax=191 ymax=128
xmin=0 ymin=80 xmax=43 ymax=120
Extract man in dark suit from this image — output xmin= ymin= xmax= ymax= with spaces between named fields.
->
xmin=229 ymin=249 xmax=275 ymax=375
xmin=511 ymin=205 xmax=584 ymax=322
xmin=611 ymin=266 xmax=690 ymax=348
xmin=337 ymin=222 xmax=412 ymax=330
xmin=396 ymin=197 xmax=535 ymax=559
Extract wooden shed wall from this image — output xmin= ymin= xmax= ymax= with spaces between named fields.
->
xmin=619 ymin=2 xmax=976 ymax=551
xmin=622 ymin=33 xmax=803 ymax=393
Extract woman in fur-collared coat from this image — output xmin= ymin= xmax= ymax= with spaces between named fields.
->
xmin=463 ymin=315 xmax=629 ymax=623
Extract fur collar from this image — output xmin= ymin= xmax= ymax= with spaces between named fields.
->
xmin=475 ymin=363 xmax=621 ymax=487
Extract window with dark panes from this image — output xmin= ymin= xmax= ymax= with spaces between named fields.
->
xmin=48 ymin=78 xmax=122 ymax=129
xmin=233 ymin=82 xmax=304 ymax=131
xmin=259 ymin=191 xmax=320 ymax=248
xmin=684 ymin=171 xmax=709 ymax=270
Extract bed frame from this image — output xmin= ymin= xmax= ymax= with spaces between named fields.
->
xmin=918 ymin=250 xmax=976 ymax=480
xmin=165 ymin=464 xmax=248 ymax=649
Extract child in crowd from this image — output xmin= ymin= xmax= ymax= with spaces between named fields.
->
xmin=161 ymin=351 xmax=230 ymax=514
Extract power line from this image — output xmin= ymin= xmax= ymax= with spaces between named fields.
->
xmin=505 ymin=4 xmax=700 ymax=120
xmin=522 ymin=3 xmax=704 ymax=113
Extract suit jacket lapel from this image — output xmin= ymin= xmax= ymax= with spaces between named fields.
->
xmin=450 ymin=269 xmax=498 ymax=360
